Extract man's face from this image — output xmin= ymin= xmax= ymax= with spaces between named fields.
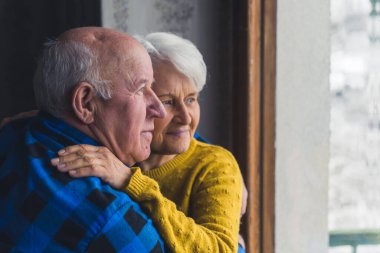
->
xmin=91 ymin=45 xmax=165 ymax=165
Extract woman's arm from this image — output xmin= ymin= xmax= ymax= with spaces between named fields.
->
xmin=126 ymin=164 xmax=242 ymax=253
xmin=51 ymin=145 xmax=243 ymax=253
xmin=0 ymin=110 xmax=39 ymax=128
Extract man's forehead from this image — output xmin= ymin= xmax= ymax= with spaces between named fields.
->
xmin=59 ymin=27 xmax=129 ymax=44
xmin=59 ymin=27 xmax=153 ymax=87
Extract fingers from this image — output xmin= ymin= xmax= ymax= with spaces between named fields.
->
xmin=67 ymin=165 xmax=106 ymax=181
xmin=51 ymin=154 xmax=110 ymax=183
xmin=51 ymin=144 xmax=107 ymax=170
xmin=241 ymin=183 xmax=248 ymax=216
xmin=58 ymin=144 xmax=102 ymax=155
xmin=52 ymin=155 xmax=102 ymax=172
xmin=0 ymin=110 xmax=39 ymax=128
xmin=50 ymin=145 xmax=131 ymax=189
xmin=51 ymin=151 xmax=99 ymax=166
xmin=50 ymin=145 xmax=113 ymax=183
xmin=0 ymin=117 xmax=12 ymax=128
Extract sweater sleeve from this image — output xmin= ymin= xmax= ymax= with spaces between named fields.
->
xmin=125 ymin=152 xmax=243 ymax=253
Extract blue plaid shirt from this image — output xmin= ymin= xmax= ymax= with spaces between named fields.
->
xmin=0 ymin=112 xmax=166 ymax=252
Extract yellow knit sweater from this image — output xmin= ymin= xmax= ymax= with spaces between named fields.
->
xmin=125 ymin=138 xmax=243 ymax=253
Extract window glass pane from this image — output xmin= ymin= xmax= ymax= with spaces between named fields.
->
xmin=329 ymin=0 xmax=380 ymax=252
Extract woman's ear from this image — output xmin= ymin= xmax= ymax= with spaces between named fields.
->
xmin=71 ymin=82 xmax=97 ymax=124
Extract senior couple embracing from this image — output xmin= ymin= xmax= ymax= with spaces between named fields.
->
xmin=0 ymin=27 xmax=247 ymax=253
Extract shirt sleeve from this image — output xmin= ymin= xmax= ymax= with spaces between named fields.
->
xmin=125 ymin=153 xmax=243 ymax=253
xmin=86 ymin=201 xmax=166 ymax=253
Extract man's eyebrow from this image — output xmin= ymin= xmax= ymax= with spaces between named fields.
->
xmin=136 ymin=78 xmax=150 ymax=87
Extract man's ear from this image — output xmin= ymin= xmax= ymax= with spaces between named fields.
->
xmin=71 ymin=82 xmax=97 ymax=124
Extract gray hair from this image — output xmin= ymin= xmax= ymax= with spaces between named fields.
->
xmin=33 ymin=39 xmax=111 ymax=116
xmin=135 ymin=32 xmax=207 ymax=92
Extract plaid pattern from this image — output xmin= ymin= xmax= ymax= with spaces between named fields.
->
xmin=193 ymin=132 xmax=209 ymax=144
xmin=238 ymin=244 xmax=246 ymax=253
xmin=0 ymin=112 xmax=165 ymax=252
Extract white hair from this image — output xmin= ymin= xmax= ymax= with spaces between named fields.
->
xmin=135 ymin=32 xmax=207 ymax=92
xmin=33 ymin=39 xmax=111 ymax=116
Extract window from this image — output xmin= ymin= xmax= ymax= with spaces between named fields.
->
xmin=329 ymin=0 xmax=380 ymax=252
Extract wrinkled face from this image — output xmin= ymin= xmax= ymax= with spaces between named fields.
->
xmin=93 ymin=45 xmax=165 ymax=165
xmin=150 ymin=61 xmax=200 ymax=155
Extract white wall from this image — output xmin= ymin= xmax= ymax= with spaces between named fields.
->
xmin=276 ymin=0 xmax=330 ymax=252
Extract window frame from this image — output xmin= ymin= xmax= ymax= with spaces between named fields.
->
xmin=233 ymin=0 xmax=277 ymax=252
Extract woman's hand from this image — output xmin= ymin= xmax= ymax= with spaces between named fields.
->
xmin=0 ymin=110 xmax=39 ymax=128
xmin=50 ymin=144 xmax=132 ymax=189
xmin=241 ymin=183 xmax=248 ymax=217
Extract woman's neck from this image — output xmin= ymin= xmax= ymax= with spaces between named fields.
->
xmin=139 ymin=153 xmax=177 ymax=172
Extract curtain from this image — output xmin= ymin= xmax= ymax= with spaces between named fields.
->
xmin=0 ymin=0 xmax=101 ymax=118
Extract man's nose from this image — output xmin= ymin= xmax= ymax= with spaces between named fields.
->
xmin=147 ymin=89 xmax=166 ymax=119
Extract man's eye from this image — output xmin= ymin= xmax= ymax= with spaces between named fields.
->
xmin=137 ymin=87 xmax=145 ymax=94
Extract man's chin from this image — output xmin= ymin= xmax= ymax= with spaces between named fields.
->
xmin=134 ymin=147 xmax=151 ymax=164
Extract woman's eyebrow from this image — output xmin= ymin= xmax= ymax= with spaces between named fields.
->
xmin=157 ymin=93 xmax=173 ymax=98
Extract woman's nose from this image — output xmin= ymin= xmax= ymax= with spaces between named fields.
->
xmin=174 ymin=103 xmax=191 ymax=124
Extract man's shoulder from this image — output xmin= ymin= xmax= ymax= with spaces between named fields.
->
xmin=0 ymin=148 xmax=140 ymax=251
xmin=0 ymin=118 xmax=30 ymax=157
xmin=0 ymin=114 xmax=164 ymax=252
xmin=0 ymin=152 xmax=159 ymax=252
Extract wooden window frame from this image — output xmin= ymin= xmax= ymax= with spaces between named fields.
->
xmin=248 ymin=0 xmax=276 ymax=252
xmin=233 ymin=0 xmax=276 ymax=252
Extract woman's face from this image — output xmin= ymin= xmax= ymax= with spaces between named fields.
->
xmin=150 ymin=61 xmax=200 ymax=155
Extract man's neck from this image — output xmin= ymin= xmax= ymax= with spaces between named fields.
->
xmin=60 ymin=112 xmax=98 ymax=141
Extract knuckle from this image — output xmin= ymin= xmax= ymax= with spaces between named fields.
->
xmin=66 ymin=145 xmax=76 ymax=152
xmin=104 ymin=152 xmax=112 ymax=160
xmin=99 ymin=147 xmax=108 ymax=154
xmin=77 ymin=149 xmax=86 ymax=157
xmin=84 ymin=156 xmax=94 ymax=164
xmin=90 ymin=164 xmax=97 ymax=171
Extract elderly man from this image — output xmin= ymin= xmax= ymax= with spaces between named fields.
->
xmin=0 ymin=27 xmax=166 ymax=252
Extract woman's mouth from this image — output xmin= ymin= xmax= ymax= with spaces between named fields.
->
xmin=166 ymin=129 xmax=189 ymax=137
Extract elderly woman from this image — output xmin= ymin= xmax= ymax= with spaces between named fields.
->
xmin=49 ymin=32 xmax=244 ymax=253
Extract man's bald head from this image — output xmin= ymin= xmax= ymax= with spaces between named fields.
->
xmin=33 ymin=27 xmax=150 ymax=117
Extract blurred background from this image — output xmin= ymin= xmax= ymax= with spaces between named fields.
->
xmin=329 ymin=0 xmax=380 ymax=252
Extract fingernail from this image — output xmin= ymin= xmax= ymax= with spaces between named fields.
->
xmin=58 ymin=149 xmax=66 ymax=155
xmin=57 ymin=163 xmax=66 ymax=169
xmin=69 ymin=170 xmax=77 ymax=175
xmin=51 ymin=158 xmax=59 ymax=166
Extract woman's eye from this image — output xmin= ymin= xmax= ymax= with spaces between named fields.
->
xmin=161 ymin=100 xmax=174 ymax=106
xmin=186 ymin=97 xmax=197 ymax=104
